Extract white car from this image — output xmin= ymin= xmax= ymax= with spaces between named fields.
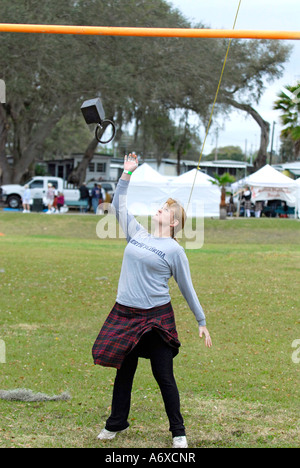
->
xmin=1 ymin=176 xmax=80 ymax=209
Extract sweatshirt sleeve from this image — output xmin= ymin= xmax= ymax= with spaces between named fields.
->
xmin=171 ymin=249 xmax=206 ymax=327
xmin=112 ymin=179 xmax=145 ymax=242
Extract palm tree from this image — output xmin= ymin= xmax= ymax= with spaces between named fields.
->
xmin=274 ymin=83 xmax=300 ymax=160
xmin=212 ymin=173 xmax=236 ymax=220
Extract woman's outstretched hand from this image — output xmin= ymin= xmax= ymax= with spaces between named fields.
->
xmin=199 ymin=326 xmax=212 ymax=348
xmin=124 ymin=153 xmax=139 ymax=173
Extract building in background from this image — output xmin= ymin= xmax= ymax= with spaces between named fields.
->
xmin=272 ymin=162 xmax=300 ymax=180
xmin=36 ymin=155 xmax=254 ymax=183
xmin=40 ymin=153 xmax=113 ymax=182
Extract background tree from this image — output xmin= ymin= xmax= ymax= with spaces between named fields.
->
xmin=204 ymin=145 xmax=245 ymax=162
xmin=0 ymin=0 xmax=292 ymax=184
xmin=219 ymin=40 xmax=292 ymax=170
xmin=0 ymin=0 xmax=212 ymax=184
xmin=212 ymin=173 xmax=236 ymax=220
xmin=0 ymin=0 xmax=89 ymax=183
xmin=278 ymin=135 xmax=295 ymax=163
xmin=170 ymin=111 xmax=198 ymax=175
xmin=274 ymin=82 xmax=300 ymax=161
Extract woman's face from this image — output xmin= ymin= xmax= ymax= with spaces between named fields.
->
xmin=153 ymin=203 xmax=176 ymax=228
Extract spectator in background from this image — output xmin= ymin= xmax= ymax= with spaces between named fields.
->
xmin=92 ymin=183 xmax=101 ymax=214
xmin=46 ymin=184 xmax=55 ymax=214
xmin=243 ymin=186 xmax=252 ymax=218
xmin=228 ymin=194 xmax=235 ymax=217
xmin=255 ymin=201 xmax=263 ymax=218
xmin=53 ymin=192 xmax=58 ymax=213
xmin=57 ymin=192 xmax=65 ymax=213
xmin=97 ymin=184 xmax=106 ymax=215
xmin=22 ymin=185 xmax=31 ymax=213
xmin=91 ymin=183 xmax=106 ymax=214
xmin=79 ymin=182 xmax=90 ymax=213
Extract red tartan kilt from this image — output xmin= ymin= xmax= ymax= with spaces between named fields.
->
xmin=92 ymin=302 xmax=180 ymax=369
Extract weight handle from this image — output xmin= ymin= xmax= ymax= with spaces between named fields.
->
xmin=95 ymin=120 xmax=116 ymax=144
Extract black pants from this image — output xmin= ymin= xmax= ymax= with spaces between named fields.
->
xmin=105 ymin=330 xmax=186 ymax=437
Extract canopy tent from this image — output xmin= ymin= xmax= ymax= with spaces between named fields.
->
xmin=296 ymin=178 xmax=300 ymax=218
xmin=232 ymin=165 xmax=298 ymax=207
xmin=169 ymin=169 xmax=221 ymax=218
xmin=126 ymin=164 xmax=220 ymax=217
xmin=129 ymin=162 xmax=167 ymax=185
xmin=127 ymin=163 xmax=172 ymax=216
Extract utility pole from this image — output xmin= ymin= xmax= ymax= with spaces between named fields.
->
xmin=270 ymin=121 xmax=276 ymax=166
xmin=214 ymin=128 xmax=219 ymax=161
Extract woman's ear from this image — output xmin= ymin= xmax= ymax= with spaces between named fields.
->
xmin=170 ymin=219 xmax=179 ymax=229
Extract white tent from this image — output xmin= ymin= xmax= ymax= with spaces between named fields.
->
xmin=127 ymin=163 xmax=172 ymax=216
xmin=232 ymin=165 xmax=298 ymax=207
xmin=129 ymin=162 xmax=167 ymax=185
xmin=170 ymin=169 xmax=221 ymax=218
xmin=127 ymin=164 xmax=220 ymax=217
xmin=296 ymin=178 xmax=300 ymax=218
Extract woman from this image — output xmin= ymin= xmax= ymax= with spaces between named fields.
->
xmin=46 ymin=183 xmax=55 ymax=214
xmin=93 ymin=153 xmax=212 ymax=448
xmin=22 ymin=185 xmax=31 ymax=213
xmin=243 ymin=186 xmax=252 ymax=218
xmin=56 ymin=192 xmax=65 ymax=213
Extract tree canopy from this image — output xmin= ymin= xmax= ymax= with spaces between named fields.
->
xmin=274 ymin=82 xmax=300 ymax=160
xmin=0 ymin=0 xmax=292 ymax=184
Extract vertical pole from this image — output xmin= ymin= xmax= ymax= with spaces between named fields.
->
xmin=269 ymin=121 xmax=276 ymax=166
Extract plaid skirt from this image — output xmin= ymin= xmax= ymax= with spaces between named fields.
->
xmin=92 ymin=302 xmax=181 ymax=369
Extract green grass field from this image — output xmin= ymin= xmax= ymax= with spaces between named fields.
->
xmin=0 ymin=212 xmax=299 ymax=448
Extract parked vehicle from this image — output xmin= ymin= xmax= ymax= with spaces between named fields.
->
xmin=86 ymin=181 xmax=116 ymax=202
xmin=0 ymin=177 xmax=80 ymax=209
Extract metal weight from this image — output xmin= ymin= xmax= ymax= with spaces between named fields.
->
xmin=81 ymin=98 xmax=116 ymax=144
xmin=95 ymin=120 xmax=116 ymax=144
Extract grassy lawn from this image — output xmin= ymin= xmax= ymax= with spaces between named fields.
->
xmin=0 ymin=212 xmax=299 ymax=448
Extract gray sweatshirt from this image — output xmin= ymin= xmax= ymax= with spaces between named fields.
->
xmin=112 ymin=179 xmax=206 ymax=327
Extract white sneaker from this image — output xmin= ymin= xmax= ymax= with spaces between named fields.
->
xmin=173 ymin=436 xmax=188 ymax=448
xmin=97 ymin=427 xmax=128 ymax=440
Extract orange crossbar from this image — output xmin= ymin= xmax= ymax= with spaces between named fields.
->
xmin=0 ymin=23 xmax=299 ymax=40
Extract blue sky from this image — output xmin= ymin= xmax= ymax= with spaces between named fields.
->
xmin=168 ymin=0 xmax=300 ymax=156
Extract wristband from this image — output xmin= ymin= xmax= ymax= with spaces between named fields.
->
xmin=124 ymin=170 xmax=133 ymax=175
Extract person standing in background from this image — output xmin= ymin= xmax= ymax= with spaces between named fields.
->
xmin=56 ymin=192 xmax=65 ymax=213
xmin=79 ymin=182 xmax=90 ymax=213
xmin=22 ymin=185 xmax=31 ymax=213
xmin=46 ymin=183 xmax=55 ymax=214
xmin=243 ymin=187 xmax=252 ymax=218
xmin=91 ymin=183 xmax=101 ymax=214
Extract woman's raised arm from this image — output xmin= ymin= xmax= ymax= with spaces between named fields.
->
xmin=112 ymin=154 xmax=144 ymax=242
